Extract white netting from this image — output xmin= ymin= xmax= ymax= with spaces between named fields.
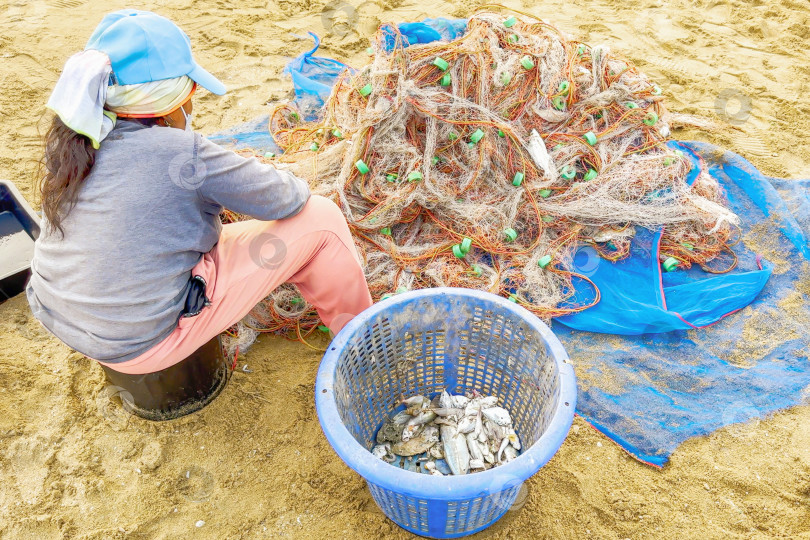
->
xmin=222 ymin=11 xmax=739 ymax=350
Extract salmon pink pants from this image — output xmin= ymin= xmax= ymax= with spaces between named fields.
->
xmin=98 ymin=195 xmax=372 ymax=375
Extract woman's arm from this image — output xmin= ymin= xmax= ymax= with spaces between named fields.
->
xmin=193 ymin=134 xmax=310 ymax=220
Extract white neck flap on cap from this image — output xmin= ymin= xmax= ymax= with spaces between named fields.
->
xmin=46 ymin=49 xmax=115 ymax=149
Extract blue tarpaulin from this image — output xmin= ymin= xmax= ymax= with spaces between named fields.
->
xmin=281 ymin=20 xmax=466 ymax=106
xmin=283 ymin=32 xmax=350 ymax=109
xmin=210 ymin=21 xmax=810 ymax=466
xmin=556 ymin=141 xmax=774 ymax=335
xmin=554 ymin=142 xmax=810 ymax=466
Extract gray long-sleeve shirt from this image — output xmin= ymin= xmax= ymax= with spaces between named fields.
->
xmin=26 ymin=120 xmax=310 ymax=363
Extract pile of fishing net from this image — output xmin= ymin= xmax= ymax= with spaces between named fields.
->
xmin=222 ymin=10 xmax=739 ymax=354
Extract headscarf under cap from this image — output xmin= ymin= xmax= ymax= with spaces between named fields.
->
xmin=106 ymin=76 xmax=196 ymax=118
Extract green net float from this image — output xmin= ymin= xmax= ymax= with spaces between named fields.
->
xmin=432 ymin=156 xmax=440 ymax=165
xmin=503 ymin=228 xmax=518 ymax=242
xmin=552 ymin=143 xmax=564 ymax=151
xmin=290 ymin=111 xmax=299 ymax=121
xmin=560 ymin=165 xmax=576 ymax=180
xmin=310 ymin=142 xmax=319 ymax=151
xmin=355 ymin=160 xmax=370 ymax=174
xmin=440 ymin=73 xmax=451 ymax=86
xmin=552 ymin=96 xmax=565 ymax=110
xmin=665 ymin=150 xmax=684 ymax=166
xmin=432 ymin=57 xmax=449 ymax=71
xmin=583 ymin=131 xmax=597 ymax=145
xmin=512 ymin=172 xmax=525 ymax=186
xmin=472 ymin=264 xmax=482 ymax=277
xmin=470 ymin=128 xmax=485 ymax=144
xmin=460 ymin=237 xmax=473 ymax=254
xmin=332 ymin=129 xmax=343 ymax=138
xmin=291 ymin=297 xmax=303 ymax=305
xmin=263 ymin=152 xmax=275 ymax=158
xmin=538 ymin=255 xmax=553 ymax=269
xmin=520 ymin=56 xmax=535 ymax=70
xmin=558 ymin=80 xmax=569 ymax=95
xmin=497 ymin=129 xmax=505 ymax=138
xmin=508 ymin=34 xmax=519 ymax=43
xmin=539 ymin=188 xmax=552 ymax=198
xmin=662 ymin=257 xmax=679 ymax=272
xmin=508 ymin=294 xmax=518 ymax=303
xmin=359 ymin=83 xmax=372 ymax=97
xmin=682 ymin=242 xmax=695 ymax=251
xmin=500 ymin=72 xmax=512 ymax=85
xmin=396 ymin=286 xmax=408 ymax=294
xmin=448 ymin=132 xmax=458 ymax=141
xmin=643 ymin=111 xmax=659 ymax=126
xmin=541 ymin=215 xmax=555 ymax=223
xmin=583 ymin=168 xmax=597 ymax=181
xmin=652 ymin=85 xmax=662 ymax=95
xmin=380 ymin=227 xmax=392 ymax=235
xmin=452 ymin=244 xmax=465 ymax=258
xmin=407 ymin=171 xmax=423 ymax=182
xmin=380 ymin=293 xmax=393 ymax=300
xmin=625 ymin=102 xmax=638 ymax=109
xmin=577 ymin=44 xmax=586 ymax=56
xmin=318 ymin=325 xmax=330 ymax=332
xmin=503 ymin=15 xmax=517 ymax=27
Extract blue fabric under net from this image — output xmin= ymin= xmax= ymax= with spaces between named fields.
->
xmin=556 ymin=141 xmax=774 ymax=335
xmin=283 ymin=32 xmax=352 ymax=112
xmin=380 ymin=18 xmax=467 ymax=51
xmin=210 ymin=21 xmax=810 ymax=466
xmin=208 ymin=114 xmax=279 ymax=155
xmin=281 ymin=20 xmax=466 ymax=106
xmin=553 ymin=142 xmax=810 ymax=466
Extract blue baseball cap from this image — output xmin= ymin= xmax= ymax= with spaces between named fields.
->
xmin=85 ymin=9 xmax=226 ymax=95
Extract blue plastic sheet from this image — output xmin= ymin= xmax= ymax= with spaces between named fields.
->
xmin=284 ymin=32 xmax=351 ymax=109
xmin=381 ymin=18 xmax=467 ymax=51
xmin=556 ymin=142 xmax=773 ymax=335
xmin=284 ymin=20 xmax=466 ymax=107
xmin=554 ymin=143 xmax=810 ymax=466
xmin=207 ymin=114 xmax=279 ymax=155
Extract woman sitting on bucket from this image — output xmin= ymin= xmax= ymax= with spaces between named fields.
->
xmin=28 ymin=9 xmax=373 ymax=375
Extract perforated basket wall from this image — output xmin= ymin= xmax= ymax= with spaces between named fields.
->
xmin=316 ymin=288 xmax=576 ymax=538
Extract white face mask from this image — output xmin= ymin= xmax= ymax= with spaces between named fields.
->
xmin=181 ymin=106 xmax=193 ymax=132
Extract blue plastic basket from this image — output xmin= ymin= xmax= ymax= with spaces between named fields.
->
xmin=315 ymin=288 xmax=577 ymax=538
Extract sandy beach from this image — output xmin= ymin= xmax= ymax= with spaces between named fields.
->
xmin=1 ymin=0 xmax=809 ymax=538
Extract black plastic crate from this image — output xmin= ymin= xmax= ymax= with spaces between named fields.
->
xmin=0 ymin=180 xmax=40 ymax=301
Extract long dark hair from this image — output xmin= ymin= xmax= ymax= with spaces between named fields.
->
xmin=38 ymin=114 xmax=161 ymax=236
xmin=38 ymin=115 xmax=97 ymax=235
